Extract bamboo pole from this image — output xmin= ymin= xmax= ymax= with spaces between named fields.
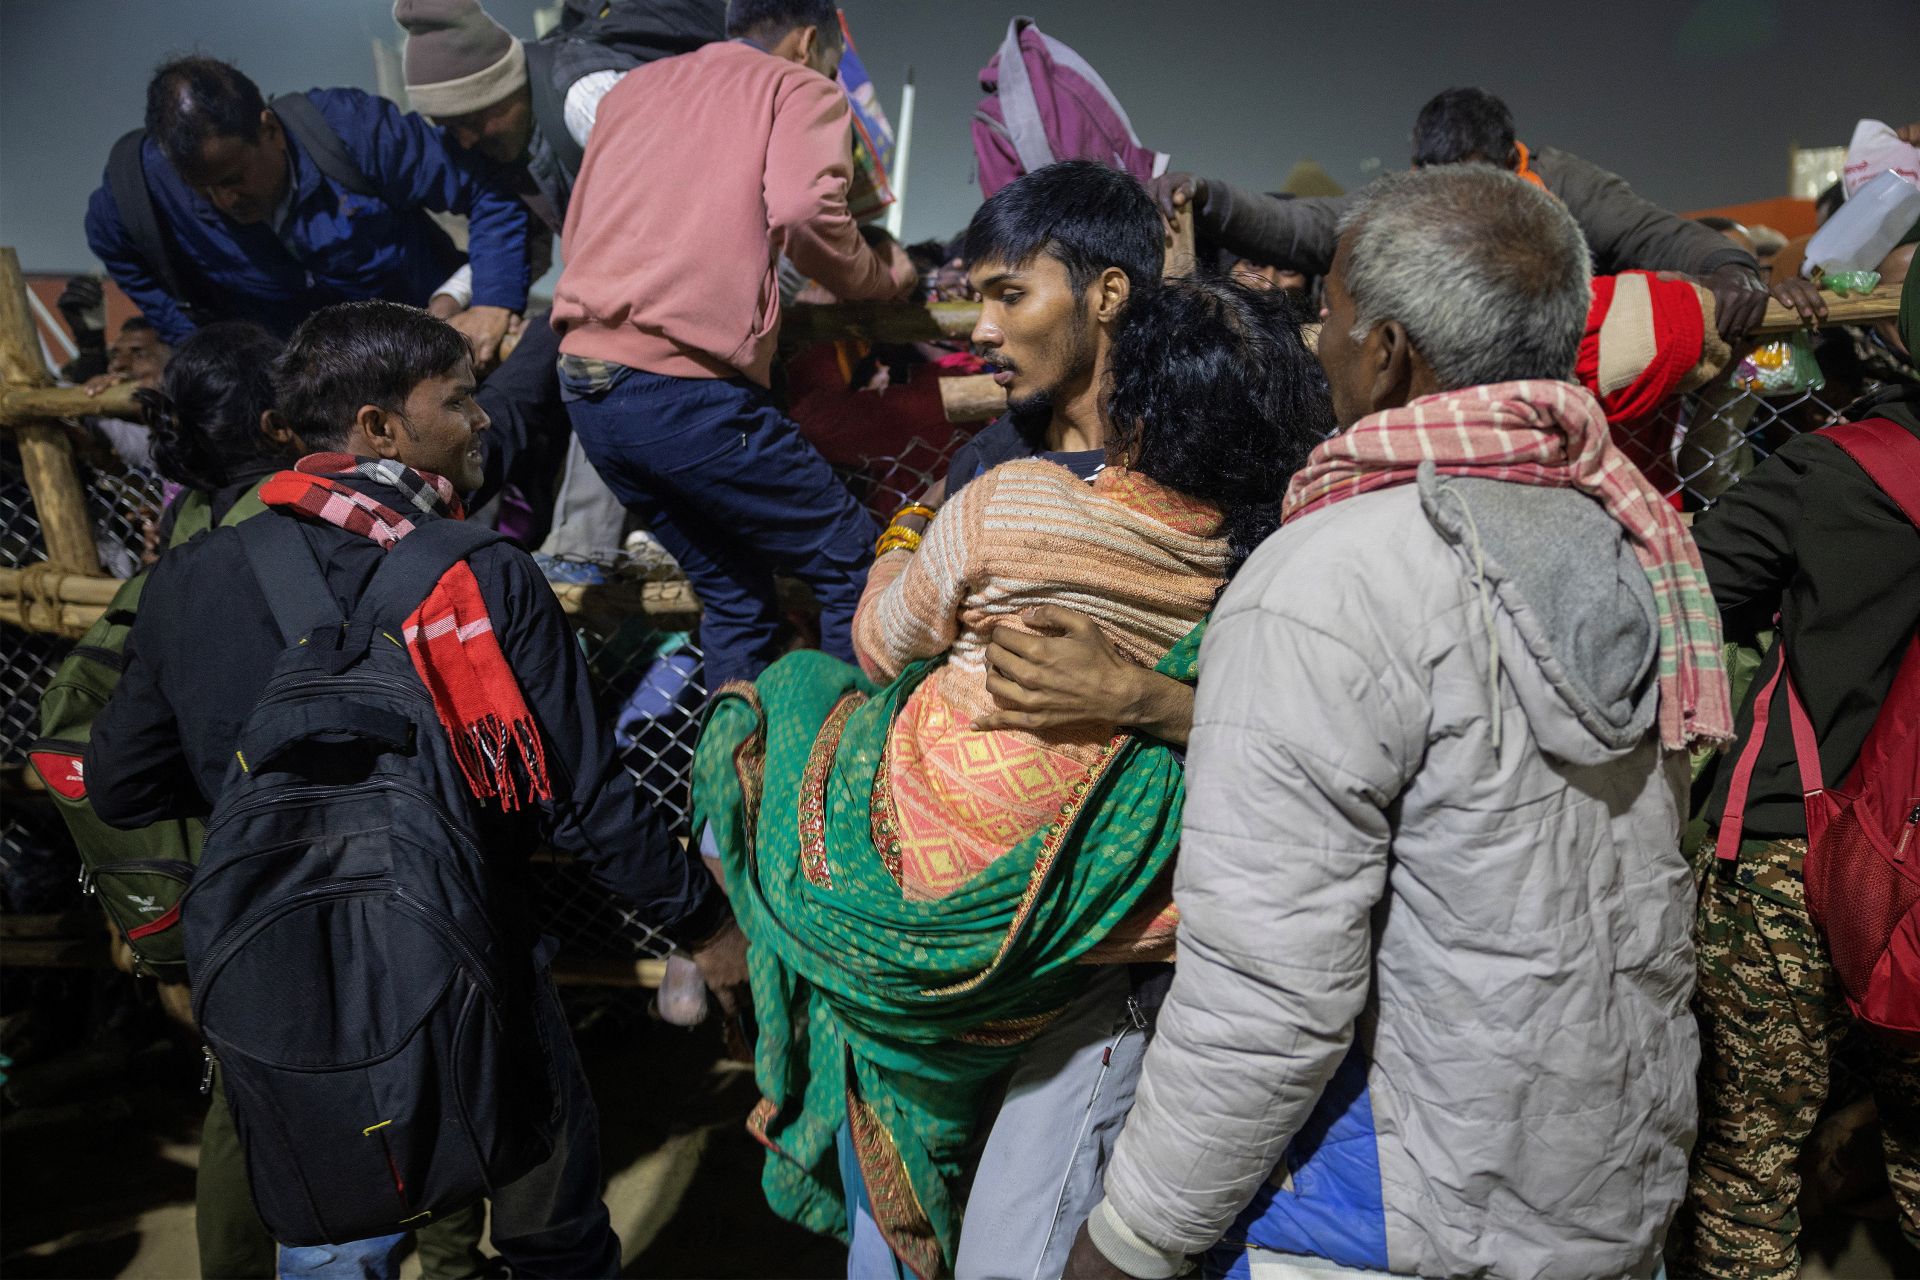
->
xmin=775 ymin=270 xmax=1896 ymax=350
xmin=780 ymin=299 xmax=979 ymax=347
xmin=940 ymin=372 xmax=1006 ymax=424
xmin=0 ymin=248 xmax=99 ymax=572
xmin=0 ymin=563 xmax=817 ymax=638
xmin=549 ymin=955 xmax=667 ymax=989
xmin=1750 ymin=280 xmax=1903 ymax=337
xmin=0 ymin=381 xmax=140 ymax=428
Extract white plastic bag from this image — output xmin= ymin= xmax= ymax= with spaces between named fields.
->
xmin=1841 ymin=118 xmax=1920 ymax=198
xmin=1802 ymin=170 xmax=1920 ymax=277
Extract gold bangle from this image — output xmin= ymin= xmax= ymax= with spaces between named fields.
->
xmin=875 ymin=526 xmax=922 ymax=556
xmin=891 ymin=502 xmax=937 ymax=525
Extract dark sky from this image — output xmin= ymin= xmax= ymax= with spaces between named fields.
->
xmin=3 ymin=0 xmax=1916 ymax=272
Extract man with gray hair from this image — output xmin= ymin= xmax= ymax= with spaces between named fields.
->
xmin=1066 ymin=164 xmax=1731 ymax=1279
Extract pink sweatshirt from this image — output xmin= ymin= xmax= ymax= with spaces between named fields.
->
xmin=552 ymin=40 xmax=917 ymax=386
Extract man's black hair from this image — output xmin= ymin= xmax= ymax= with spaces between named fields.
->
xmin=120 ymin=316 xmax=158 ymax=335
xmin=1104 ymin=276 xmax=1331 ymax=579
xmin=962 ymin=159 xmax=1164 ymax=294
xmin=140 ymin=321 xmax=288 ymax=492
xmin=725 ymin=0 xmax=840 ymax=44
xmin=1410 ymin=87 xmax=1518 ymax=170
xmin=146 ymin=56 xmax=269 ymax=172
xmin=272 ymin=301 xmax=472 ymax=451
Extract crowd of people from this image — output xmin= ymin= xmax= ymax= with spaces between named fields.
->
xmin=10 ymin=0 xmax=1919 ymax=1277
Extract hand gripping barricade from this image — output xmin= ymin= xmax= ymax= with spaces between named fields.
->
xmin=182 ymin=512 xmax=555 ymax=1245
xmin=1714 ymin=417 xmax=1920 ymax=1043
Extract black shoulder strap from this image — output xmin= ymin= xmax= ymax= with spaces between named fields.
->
xmin=268 ymin=93 xmax=379 ymax=198
xmin=107 ymin=129 xmax=188 ymax=306
xmin=237 ymin=514 xmax=347 ymax=646
xmin=522 ymin=43 xmax=587 ymax=186
xmin=353 ymin=518 xmax=509 ymax=630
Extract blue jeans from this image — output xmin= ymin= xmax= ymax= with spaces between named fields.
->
xmin=278 ymin=1236 xmax=406 ymax=1279
xmin=560 ymin=362 xmax=876 ymax=689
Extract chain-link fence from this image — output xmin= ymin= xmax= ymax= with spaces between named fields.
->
xmin=0 ymin=421 xmax=971 ymax=969
xmin=1 ymin=343 xmax=1907 ymax=967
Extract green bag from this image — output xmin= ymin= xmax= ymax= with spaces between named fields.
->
xmin=27 ymin=484 xmax=265 ymax=977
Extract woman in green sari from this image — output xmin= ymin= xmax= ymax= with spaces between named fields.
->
xmin=692 ymin=274 xmax=1330 ymax=1278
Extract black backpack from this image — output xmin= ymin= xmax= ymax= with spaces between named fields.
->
xmin=528 ymin=0 xmax=726 ymax=182
xmin=107 ymin=93 xmax=379 ymax=325
xmin=183 ymin=513 xmax=554 ymax=1246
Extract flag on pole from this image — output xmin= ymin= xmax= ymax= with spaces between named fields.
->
xmin=836 ymin=10 xmax=895 ymax=222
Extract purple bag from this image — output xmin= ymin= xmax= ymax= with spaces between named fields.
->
xmin=972 ymin=16 xmax=1168 ymax=199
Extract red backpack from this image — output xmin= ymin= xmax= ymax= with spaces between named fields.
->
xmin=1715 ymin=417 xmax=1920 ymax=1043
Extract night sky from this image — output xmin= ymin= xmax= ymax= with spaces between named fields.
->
xmin=3 ymin=0 xmax=1916 ymax=272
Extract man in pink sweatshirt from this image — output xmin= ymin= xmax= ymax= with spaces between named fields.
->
xmin=552 ymin=0 xmax=917 ymax=687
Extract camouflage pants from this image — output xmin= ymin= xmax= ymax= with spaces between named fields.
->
xmin=1668 ymin=837 xmax=1920 ymax=1278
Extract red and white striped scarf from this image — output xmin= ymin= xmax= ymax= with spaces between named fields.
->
xmin=261 ymin=454 xmax=553 ymax=808
xmin=1283 ymin=380 xmax=1732 ymax=750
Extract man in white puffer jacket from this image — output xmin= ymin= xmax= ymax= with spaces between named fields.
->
xmin=1067 ymin=165 xmax=1726 ymax=1280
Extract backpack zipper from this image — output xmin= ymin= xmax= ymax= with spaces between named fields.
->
xmin=1897 ymin=803 xmax=1919 ymax=863
xmin=195 ymin=878 xmax=389 ymax=985
xmin=201 ymin=1046 xmax=217 ymax=1095
xmin=83 ymin=857 xmax=195 ymax=898
xmin=69 ymin=644 xmax=126 ymax=672
xmin=194 ymin=879 xmax=499 ymax=1026
xmin=203 ymin=781 xmax=374 ymax=836
xmin=390 ymin=887 xmax=498 ymax=1002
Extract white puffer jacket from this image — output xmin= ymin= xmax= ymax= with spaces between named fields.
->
xmin=1099 ymin=470 xmax=1698 ymax=1280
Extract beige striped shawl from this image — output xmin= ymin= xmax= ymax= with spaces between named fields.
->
xmin=853 ymin=458 xmax=1229 ymax=737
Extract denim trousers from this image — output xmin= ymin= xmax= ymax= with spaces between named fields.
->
xmin=953 ymin=968 xmax=1164 ymax=1280
xmin=561 ymin=362 xmax=876 ymax=689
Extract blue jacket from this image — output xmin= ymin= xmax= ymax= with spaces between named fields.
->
xmin=85 ymin=88 xmax=531 ymax=345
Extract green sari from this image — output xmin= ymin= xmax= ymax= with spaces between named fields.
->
xmin=691 ymin=626 xmax=1201 ymax=1278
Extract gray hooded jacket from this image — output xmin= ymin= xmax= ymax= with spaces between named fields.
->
xmin=1099 ymin=470 xmax=1698 ymax=1279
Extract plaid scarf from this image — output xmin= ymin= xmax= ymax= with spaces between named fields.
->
xmin=1282 ymin=380 xmax=1732 ymax=749
xmin=261 ymin=454 xmax=553 ymax=809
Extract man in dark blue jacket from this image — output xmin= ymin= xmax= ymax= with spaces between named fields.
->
xmin=84 ymin=57 xmax=530 ymax=368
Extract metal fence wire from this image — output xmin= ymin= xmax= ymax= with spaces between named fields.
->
xmin=0 ymin=423 xmax=969 ymax=965
xmin=0 ymin=354 xmax=1898 ymax=965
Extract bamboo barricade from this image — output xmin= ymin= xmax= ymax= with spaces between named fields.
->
xmin=1 ymin=242 xmax=1905 ymax=632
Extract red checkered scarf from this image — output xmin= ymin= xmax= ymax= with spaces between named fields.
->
xmin=260 ymin=453 xmax=553 ymax=809
xmin=1282 ymin=380 xmax=1732 ymax=750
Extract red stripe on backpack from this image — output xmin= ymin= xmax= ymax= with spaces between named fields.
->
xmin=1713 ymin=418 xmax=1920 ymax=1044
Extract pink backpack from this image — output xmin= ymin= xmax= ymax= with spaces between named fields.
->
xmin=1715 ymin=418 xmax=1920 ymax=1044
xmin=971 ymin=17 xmax=1168 ymax=199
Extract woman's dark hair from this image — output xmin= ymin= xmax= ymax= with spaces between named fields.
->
xmin=272 ymin=300 xmax=472 ymax=451
xmin=1410 ymin=87 xmax=1518 ymax=170
xmin=137 ymin=321 xmax=288 ymax=493
xmin=963 ymin=159 xmax=1165 ymax=294
xmin=146 ymin=56 xmax=267 ymax=171
xmin=1104 ymin=276 xmax=1333 ymax=578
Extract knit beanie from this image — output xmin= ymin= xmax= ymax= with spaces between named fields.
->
xmin=395 ymin=0 xmax=526 ymax=118
xmin=1574 ymin=271 xmax=1729 ymax=425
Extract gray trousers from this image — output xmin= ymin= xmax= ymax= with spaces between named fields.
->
xmin=953 ymin=968 xmax=1162 ymax=1280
